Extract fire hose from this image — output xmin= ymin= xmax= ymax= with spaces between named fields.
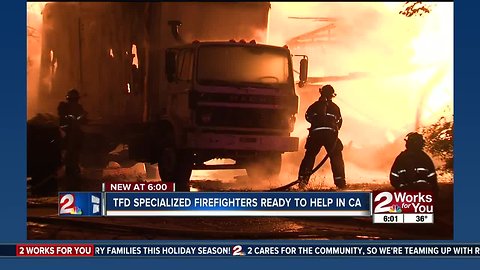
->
xmin=268 ymin=154 xmax=330 ymax=191
xmin=268 ymin=130 xmax=339 ymax=192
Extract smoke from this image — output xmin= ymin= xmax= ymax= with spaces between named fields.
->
xmin=166 ymin=3 xmax=270 ymax=43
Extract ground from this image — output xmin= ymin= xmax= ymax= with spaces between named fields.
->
xmin=27 ymin=166 xmax=453 ymax=240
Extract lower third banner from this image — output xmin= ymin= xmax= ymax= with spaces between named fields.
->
xmin=8 ymin=244 xmax=480 ymax=257
xmin=103 ymin=192 xmax=371 ymax=217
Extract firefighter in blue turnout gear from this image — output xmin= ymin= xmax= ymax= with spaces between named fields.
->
xmin=57 ymin=89 xmax=87 ymax=186
xmin=298 ymin=85 xmax=346 ymax=189
xmin=390 ymin=132 xmax=438 ymax=192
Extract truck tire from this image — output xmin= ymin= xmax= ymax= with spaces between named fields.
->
xmin=158 ymin=148 xmax=193 ymax=191
xmin=246 ymin=153 xmax=282 ymax=180
xmin=158 ymin=147 xmax=176 ymax=182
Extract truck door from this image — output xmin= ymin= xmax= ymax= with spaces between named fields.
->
xmin=166 ymin=48 xmax=194 ymax=127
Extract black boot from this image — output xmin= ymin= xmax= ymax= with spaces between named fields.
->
xmin=298 ymin=171 xmax=311 ymax=189
xmin=334 ymin=177 xmax=346 ymax=189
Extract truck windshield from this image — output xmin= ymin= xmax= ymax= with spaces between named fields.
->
xmin=197 ymin=45 xmax=290 ymax=87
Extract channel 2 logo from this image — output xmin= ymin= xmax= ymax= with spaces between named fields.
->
xmin=232 ymin=245 xmax=245 ymax=256
xmin=373 ymin=191 xmax=434 ymax=214
xmin=58 ymin=192 xmax=102 ymax=216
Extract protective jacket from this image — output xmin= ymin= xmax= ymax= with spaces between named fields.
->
xmin=305 ymin=98 xmax=342 ymax=132
xmin=58 ymin=102 xmax=87 ymax=131
xmin=390 ymin=149 xmax=437 ymax=190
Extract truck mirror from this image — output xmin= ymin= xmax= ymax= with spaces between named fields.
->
xmin=165 ymin=50 xmax=177 ymax=82
xmin=299 ymin=58 xmax=308 ymax=84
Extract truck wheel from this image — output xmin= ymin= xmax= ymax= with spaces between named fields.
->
xmin=158 ymin=148 xmax=193 ymax=191
xmin=173 ymin=150 xmax=194 ymax=192
xmin=246 ymin=153 xmax=282 ymax=180
xmin=158 ymin=147 xmax=176 ymax=182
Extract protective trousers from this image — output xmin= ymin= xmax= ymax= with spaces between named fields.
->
xmin=63 ymin=129 xmax=83 ymax=190
xmin=298 ymin=130 xmax=346 ymax=188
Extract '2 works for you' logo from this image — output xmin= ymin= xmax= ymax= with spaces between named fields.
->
xmin=373 ymin=191 xmax=434 ymax=214
xmin=58 ymin=192 xmax=102 ymax=216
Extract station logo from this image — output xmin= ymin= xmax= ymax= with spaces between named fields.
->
xmin=373 ymin=191 xmax=434 ymax=214
xmin=389 ymin=204 xmax=402 ymax=213
xmin=58 ymin=192 xmax=102 ymax=216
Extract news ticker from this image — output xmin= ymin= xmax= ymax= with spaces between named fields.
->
xmin=58 ymin=183 xmax=435 ymax=223
xmin=2 ymin=244 xmax=480 ymax=257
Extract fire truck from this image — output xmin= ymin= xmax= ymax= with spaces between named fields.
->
xmin=36 ymin=2 xmax=307 ymax=191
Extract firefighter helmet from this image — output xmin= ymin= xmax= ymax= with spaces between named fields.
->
xmin=320 ymin=84 xmax=336 ymax=98
xmin=66 ymin=89 xmax=80 ymax=101
xmin=405 ymin=132 xmax=425 ymax=150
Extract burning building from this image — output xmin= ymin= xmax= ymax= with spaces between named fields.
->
xmin=27 ymin=2 xmax=453 ymax=190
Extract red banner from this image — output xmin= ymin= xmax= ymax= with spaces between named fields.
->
xmin=16 ymin=244 xmax=94 ymax=257
xmin=104 ymin=182 xmax=175 ymax=192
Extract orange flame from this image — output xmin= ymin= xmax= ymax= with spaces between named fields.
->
xmin=27 ymin=2 xmax=48 ymax=118
xmin=26 ymin=2 xmax=452 ymax=186
xmin=269 ymin=2 xmax=453 ymax=185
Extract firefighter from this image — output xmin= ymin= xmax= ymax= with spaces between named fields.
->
xmin=390 ymin=132 xmax=438 ymax=192
xmin=57 ymin=89 xmax=87 ymax=188
xmin=298 ymin=85 xmax=346 ymax=189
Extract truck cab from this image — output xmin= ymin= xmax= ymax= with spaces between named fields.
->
xmin=155 ymin=41 xmax=300 ymax=190
xmin=33 ymin=2 xmax=308 ymax=191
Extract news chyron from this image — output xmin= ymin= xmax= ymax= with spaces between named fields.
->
xmin=372 ymin=191 xmax=434 ymax=224
xmin=57 ymin=190 xmax=434 ymax=223
xmin=58 ymin=192 xmax=103 ymax=217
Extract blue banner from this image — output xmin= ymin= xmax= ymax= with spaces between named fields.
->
xmin=2 ymin=244 xmax=480 ymax=257
xmin=91 ymin=244 xmax=480 ymax=257
xmin=104 ymin=192 xmax=371 ymax=216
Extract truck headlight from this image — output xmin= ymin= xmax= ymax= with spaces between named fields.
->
xmin=200 ymin=112 xmax=212 ymax=124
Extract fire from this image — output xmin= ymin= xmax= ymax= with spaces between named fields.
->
xmin=269 ymin=2 xmax=453 ymax=183
xmin=270 ymin=2 xmax=453 ymax=123
xmin=27 ymin=2 xmax=48 ymax=118
xmin=27 ymin=2 xmax=47 ymax=14
xmin=26 ymin=2 xmax=452 ymax=186
xmin=410 ymin=3 xmax=453 ymax=125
